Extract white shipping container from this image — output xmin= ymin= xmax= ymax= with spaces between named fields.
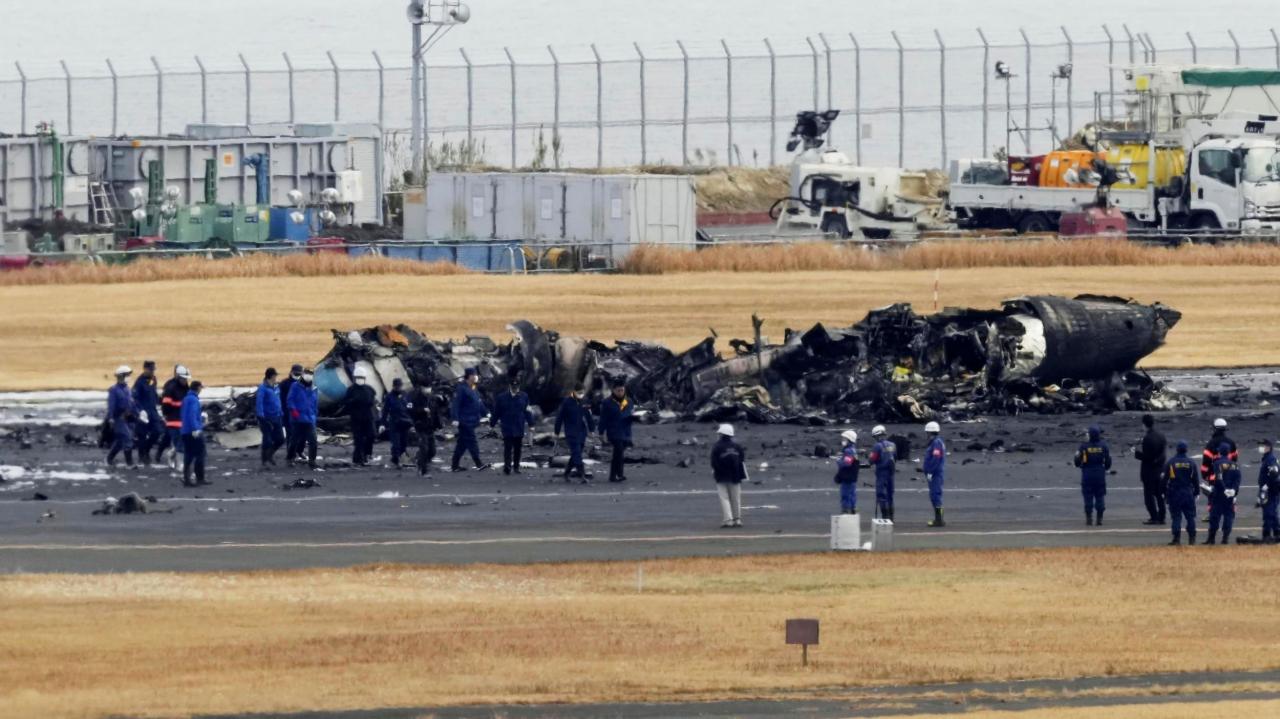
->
xmin=407 ymin=172 xmax=696 ymax=260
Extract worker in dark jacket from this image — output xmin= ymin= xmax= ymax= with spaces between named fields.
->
xmin=922 ymin=421 xmax=946 ymax=527
xmin=868 ymin=425 xmax=897 ymax=521
xmin=159 ymin=365 xmax=191 ymax=469
xmin=599 ymin=380 xmax=635 ymax=483
xmin=180 ymin=381 xmax=208 ymax=487
xmin=381 ymin=378 xmax=413 ymax=468
xmin=106 ymin=365 xmax=138 ymax=468
xmin=1206 ymin=444 xmax=1242 ymax=545
xmin=1133 ymin=414 xmax=1168 ymax=525
xmin=711 ymin=424 xmax=747 ymax=528
xmin=1075 ymin=425 xmax=1112 ymax=526
xmin=834 ymin=430 xmax=859 ymax=514
xmin=255 ymin=367 xmax=284 ymax=468
xmin=278 ymin=364 xmax=303 ymax=450
xmin=1257 ymin=439 xmax=1280 ymax=542
xmin=554 ymin=387 xmax=595 ymax=482
xmin=408 ymin=385 xmax=441 ymax=476
xmin=286 ymin=368 xmax=319 ymax=469
xmin=1200 ymin=418 xmax=1237 ymax=521
xmin=491 ymin=380 xmax=533 ymax=475
xmin=1164 ymin=441 xmax=1201 ymax=545
xmin=450 ymin=367 xmax=488 ymax=471
xmin=340 ymin=366 xmax=379 ymax=466
xmin=131 ymin=360 xmax=163 ymax=465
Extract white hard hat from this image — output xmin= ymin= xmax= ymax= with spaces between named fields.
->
xmin=175 ymin=365 xmax=191 ymax=379
xmin=717 ymin=423 xmax=735 ymax=437
xmin=1214 ymin=418 xmax=1227 ymax=429
xmin=115 ymin=365 xmax=132 ymax=376
xmin=925 ymin=421 xmax=941 ymax=433
xmin=871 ymin=425 xmax=887 ymax=437
xmin=841 ymin=430 xmax=858 ymax=444
xmin=352 ymin=366 xmax=369 ymax=380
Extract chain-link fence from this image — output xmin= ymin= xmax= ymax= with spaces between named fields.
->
xmin=3 ymin=26 xmax=1279 ymax=172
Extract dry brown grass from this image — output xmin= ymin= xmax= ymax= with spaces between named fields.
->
xmin=0 ymin=266 xmax=1276 ymax=389
xmin=620 ymin=239 xmax=1280 ymax=274
xmin=2 ymin=547 xmax=1279 ymax=719
xmin=894 ymin=700 xmax=1280 ymax=718
xmin=0 ymin=252 xmax=469 ymax=286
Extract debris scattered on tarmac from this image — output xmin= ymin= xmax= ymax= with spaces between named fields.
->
xmin=91 ymin=492 xmax=178 ymax=515
xmin=283 ymin=478 xmax=322 ymax=490
xmin=443 ymin=496 xmax=474 ymax=507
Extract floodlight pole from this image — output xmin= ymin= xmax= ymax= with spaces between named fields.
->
xmin=409 ymin=0 xmax=470 ymax=183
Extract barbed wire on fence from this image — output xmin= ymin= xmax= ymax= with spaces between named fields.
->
xmin=2 ymin=25 xmax=1279 ymax=171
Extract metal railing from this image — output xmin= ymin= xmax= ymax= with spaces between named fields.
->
xmin=3 ymin=27 xmax=1279 ymax=174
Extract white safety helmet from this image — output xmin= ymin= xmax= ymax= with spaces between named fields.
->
xmin=114 ymin=365 xmax=132 ymax=377
xmin=717 ymin=423 xmax=735 ymax=437
xmin=1213 ymin=418 xmax=1228 ymax=429
xmin=925 ymin=421 xmax=941 ymax=434
xmin=174 ymin=365 xmax=191 ymax=380
xmin=352 ymin=366 xmax=368 ymax=383
xmin=871 ymin=425 xmax=887 ymax=438
xmin=840 ymin=430 xmax=858 ymax=445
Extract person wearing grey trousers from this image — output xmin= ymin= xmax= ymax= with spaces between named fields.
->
xmin=710 ymin=423 xmax=747 ymax=528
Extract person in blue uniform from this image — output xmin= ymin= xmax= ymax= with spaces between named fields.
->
xmin=106 ymin=365 xmax=137 ymax=468
xmin=180 ymin=380 xmax=208 ymax=487
xmin=132 ymin=360 xmax=163 ymax=465
xmin=554 ymin=387 xmax=595 ymax=482
xmin=450 ymin=367 xmax=488 ymax=472
xmin=255 ymin=367 xmax=284 ymax=468
xmin=1259 ymin=439 xmax=1280 ymax=543
xmin=286 ymin=368 xmax=319 ymax=470
xmin=491 ymin=379 xmax=533 ymax=475
xmin=868 ymin=425 xmax=897 ymax=520
xmin=598 ymin=380 xmax=635 ymax=483
xmin=1163 ymin=441 xmax=1201 ymax=546
xmin=381 ymin=378 xmax=414 ymax=468
xmin=1206 ymin=443 xmax=1242 ymax=545
xmin=922 ymin=421 xmax=946 ymax=527
xmin=834 ymin=430 xmax=859 ymax=514
xmin=1074 ymin=425 xmax=1112 ymax=526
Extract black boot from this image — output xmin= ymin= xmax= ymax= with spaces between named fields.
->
xmin=1168 ymin=534 xmax=1181 ymax=546
xmin=1187 ymin=530 xmax=1197 ymax=545
xmin=1096 ymin=509 xmax=1104 ymax=526
xmin=1086 ymin=511 xmax=1094 ymax=526
xmin=929 ymin=508 xmax=945 ymax=527
xmin=1205 ymin=533 xmax=1217 ymax=545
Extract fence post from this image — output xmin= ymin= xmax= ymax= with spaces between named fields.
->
xmin=283 ymin=52 xmax=296 ymax=123
xmin=678 ymin=39 xmax=689 ymax=166
xmin=15 ymin=62 xmax=27 ymax=133
xmin=819 ymin=32 xmax=833 ymax=112
xmin=1273 ymin=28 xmax=1280 ymax=69
xmin=239 ymin=53 xmax=252 ymax=125
xmin=635 ymin=42 xmax=647 ymax=165
xmin=722 ymin=39 xmax=733 ymax=166
xmin=1228 ymin=29 xmax=1241 ymax=65
xmin=592 ymin=43 xmax=603 ymax=169
xmin=1020 ymin=28 xmax=1031 ymax=153
xmin=849 ymin=33 xmax=861 ymax=164
xmin=151 ymin=56 xmax=163 ymax=134
xmin=460 ymin=48 xmax=474 ymax=148
xmin=1102 ymin=26 xmax=1115 ymax=121
xmin=421 ymin=57 xmax=429 ymax=148
xmin=505 ymin=47 xmax=517 ymax=169
xmin=977 ymin=28 xmax=989 ymax=157
xmin=548 ymin=45 xmax=560 ymax=169
xmin=372 ymin=51 xmax=385 ymax=129
xmin=60 ymin=60 xmax=73 ymax=135
xmin=1185 ymin=31 xmax=1198 ymax=64
xmin=806 ymin=36 xmax=820 ymax=110
xmin=934 ymin=30 xmax=947 ymax=169
xmin=327 ymin=51 xmax=340 ymax=121
xmin=891 ymin=31 xmax=904 ymax=166
xmin=106 ymin=59 xmax=118 ymax=135
xmin=765 ymin=38 xmax=777 ymax=167
xmin=1060 ymin=26 xmax=1073 ymax=141
xmin=195 ymin=56 xmax=207 ymax=124
xmin=1122 ymin=24 xmax=1135 ymax=64
xmin=1145 ymin=33 xmax=1158 ymax=63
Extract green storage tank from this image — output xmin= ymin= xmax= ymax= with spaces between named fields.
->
xmin=213 ymin=205 xmax=272 ymax=245
xmin=164 ymin=205 xmax=216 ymax=245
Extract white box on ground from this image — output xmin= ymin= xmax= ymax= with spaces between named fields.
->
xmin=830 ymin=514 xmax=861 ymax=551
xmin=871 ymin=518 xmax=894 ymax=551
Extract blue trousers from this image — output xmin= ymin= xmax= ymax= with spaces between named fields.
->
xmin=1262 ymin=497 xmax=1279 ymax=537
xmin=875 ymin=475 xmax=894 ymax=507
xmin=1169 ymin=497 xmax=1197 ymax=539
xmin=451 ymin=423 xmax=481 ymax=468
xmin=107 ymin=418 xmax=134 ymax=465
xmin=565 ymin=436 xmax=586 ymax=476
xmin=1082 ymin=483 xmax=1106 ymax=515
xmin=928 ymin=473 xmax=944 ymax=509
xmin=182 ymin=434 xmax=207 ymax=484
xmin=1208 ymin=499 xmax=1235 ymax=540
xmin=389 ymin=425 xmax=409 ymax=464
xmin=258 ymin=416 xmax=284 ymax=463
xmin=167 ymin=427 xmax=184 ymax=457
xmin=136 ymin=414 xmax=162 ymax=456
xmin=838 ymin=481 xmax=857 ymax=513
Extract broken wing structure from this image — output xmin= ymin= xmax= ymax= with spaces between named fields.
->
xmin=207 ymin=295 xmax=1181 ymax=432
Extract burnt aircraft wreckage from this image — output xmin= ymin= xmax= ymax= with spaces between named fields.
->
xmin=210 ymin=295 xmax=1182 ymax=431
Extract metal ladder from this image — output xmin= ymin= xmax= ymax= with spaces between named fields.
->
xmin=89 ymin=182 xmax=118 ymax=226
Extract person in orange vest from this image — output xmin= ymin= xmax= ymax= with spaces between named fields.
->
xmin=159 ymin=365 xmax=191 ymax=469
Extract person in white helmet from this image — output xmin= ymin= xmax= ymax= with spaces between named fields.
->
xmin=868 ymin=425 xmax=897 ymax=520
xmin=105 ymin=365 xmax=138 ymax=468
xmin=159 ymin=365 xmax=192 ymax=469
xmin=710 ymin=424 xmax=747 ymax=528
xmin=923 ymin=421 xmax=947 ymax=527
xmin=338 ymin=366 xmax=379 ymax=466
xmin=834 ymin=430 xmax=860 ymax=514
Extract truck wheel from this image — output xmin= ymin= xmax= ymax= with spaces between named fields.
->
xmin=1016 ymin=213 xmax=1054 ymax=234
xmin=1190 ymin=214 xmax=1219 ymax=231
xmin=820 ymin=213 xmax=852 ymax=239
xmin=861 ymin=228 xmax=891 ymax=240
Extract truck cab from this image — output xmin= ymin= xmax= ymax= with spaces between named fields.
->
xmin=1188 ymin=136 xmax=1280 ymax=232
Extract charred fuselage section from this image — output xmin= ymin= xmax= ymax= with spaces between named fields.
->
xmin=209 ymin=295 xmax=1181 ymax=432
